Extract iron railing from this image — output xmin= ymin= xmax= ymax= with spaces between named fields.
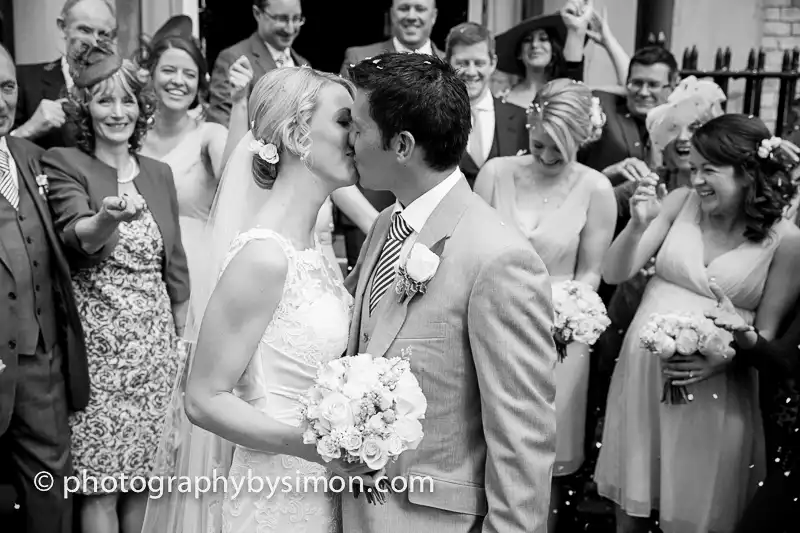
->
xmin=680 ymin=46 xmax=800 ymax=136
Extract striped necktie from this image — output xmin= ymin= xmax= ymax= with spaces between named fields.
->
xmin=0 ymin=148 xmax=18 ymax=210
xmin=369 ymin=212 xmax=414 ymax=314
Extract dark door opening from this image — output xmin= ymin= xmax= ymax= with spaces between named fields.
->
xmin=201 ymin=0 xmax=470 ymax=76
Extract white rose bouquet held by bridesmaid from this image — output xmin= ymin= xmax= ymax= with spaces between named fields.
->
xmin=299 ymin=351 xmax=427 ymax=504
xmin=551 ymin=280 xmax=611 ymax=361
xmin=639 ymin=311 xmax=735 ymax=404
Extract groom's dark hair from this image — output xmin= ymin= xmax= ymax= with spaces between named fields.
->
xmin=347 ymin=52 xmax=470 ymax=171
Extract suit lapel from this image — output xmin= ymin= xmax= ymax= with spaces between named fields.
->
xmin=367 ymin=177 xmax=472 ymax=358
xmin=493 ymin=98 xmax=520 ymax=157
xmin=347 ymin=212 xmax=392 ymax=355
xmin=249 ymin=34 xmax=277 ymax=76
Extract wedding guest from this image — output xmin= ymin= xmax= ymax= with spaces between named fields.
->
xmin=595 ymin=114 xmax=800 ymax=533
xmin=494 ymin=1 xmax=627 ymax=109
xmin=583 ymin=76 xmax=726 ymax=504
xmin=207 ymin=0 xmax=309 ymax=127
xmin=0 ymin=42 xmax=89 ymax=533
xmin=705 ymin=284 xmax=800 ymax=533
xmin=12 ymin=0 xmax=117 ymax=149
xmin=337 ymin=0 xmax=443 ymax=268
xmin=138 ymin=17 xmax=245 ymax=289
xmin=579 ymin=46 xmax=678 ymax=185
xmin=446 ymin=23 xmax=529 ymax=188
xmin=474 ymin=78 xmax=616 ymax=531
xmin=339 ymin=0 xmax=444 ymax=75
xmin=41 ymin=42 xmax=189 ymax=533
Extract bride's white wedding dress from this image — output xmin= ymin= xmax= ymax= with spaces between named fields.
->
xmin=218 ymin=227 xmax=352 ymax=533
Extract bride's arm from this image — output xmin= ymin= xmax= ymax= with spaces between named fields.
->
xmin=184 ymin=239 xmax=318 ymax=460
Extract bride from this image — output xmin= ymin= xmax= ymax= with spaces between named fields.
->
xmin=141 ymin=66 xmax=374 ymax=532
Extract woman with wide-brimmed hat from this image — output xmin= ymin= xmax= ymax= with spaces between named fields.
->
xmin=495 ymin=0 xmax=630 ymax=109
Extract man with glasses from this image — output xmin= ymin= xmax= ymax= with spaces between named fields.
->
xmin=12 ymin=0 xmax=117 ymax=149
xmin=207 ymin=0 xmax=309 ymax=126
xmin=578 ymin=46 xmax=679 ymax=186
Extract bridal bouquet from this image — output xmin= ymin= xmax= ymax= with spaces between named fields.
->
xmin=299 ymin=351 xmax=427 ymax=504
xmin=552 ymin=280 xmax=611 ymax=362
xmin=639 ymin=312 xmax=734 ymax=404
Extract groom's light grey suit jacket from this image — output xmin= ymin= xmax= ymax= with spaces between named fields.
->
xmin=343 ymin=175 xmax=557 ymax=533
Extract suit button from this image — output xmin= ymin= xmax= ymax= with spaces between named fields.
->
xmin=33 ymin=261 xmax=39 ymax=267
xmin=362 ymin=333 xmax=369 ymax=343
xmin=26 ymin=237 xmax=32 ymax=244
xmin=37 ymin=308 xmax=41 ymax=315
xmin=8 ymin=292 xmax=15 ymax=300
xmin=35 ymin=285 xmax=40 ymax=291
xmin=18 ymin=215 xmax=24 ymax=221
xmin=634 ymin=141 xmax=641 ymax=147
xmin=8 ymin=340 xmax=16 ymax=350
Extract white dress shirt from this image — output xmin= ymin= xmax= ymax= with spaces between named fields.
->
xmin=265 ymin=41 xmax=294 ymax=68
xmin=61 ymin=56 xmax=74 ymax=90
xmin=0 ymin=136 xmax=20 ymax=191
xmin=392 ymin=37 xmax=434 ymax=56
xmin=468 ymin=89 xmax=495 ymax=166
xmin=393 ymin=168 xmax=462 ymax=234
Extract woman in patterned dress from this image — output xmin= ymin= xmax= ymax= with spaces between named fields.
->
xmin=41 ymin=41 xmax=189 ymax=533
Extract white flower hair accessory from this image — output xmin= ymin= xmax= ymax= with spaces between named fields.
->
xmin=757 ymin=136 xmax=783 ymax=160
xmin=249 ymin=138 xmax=280 ymax=164
xmin=587 ymin=96 xmax=606 ymax=143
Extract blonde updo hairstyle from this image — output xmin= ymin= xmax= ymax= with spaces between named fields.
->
xmin=526 ymin=78 xmax=600 ymax=162
xmin=248 ymin=67 xmax=355 ymax=189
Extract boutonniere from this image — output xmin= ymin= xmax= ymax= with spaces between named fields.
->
xmin=395 ymin=237 xmax=446 ymax=303
xmin=35 ymin=174 xmax=49 ymax=199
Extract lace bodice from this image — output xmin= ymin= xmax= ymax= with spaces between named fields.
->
xmin=218 ymin=228 xmax=354 ymax=424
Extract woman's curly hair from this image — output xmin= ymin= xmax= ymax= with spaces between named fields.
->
xmin=691 ymin=113 xmax=797 ymax=242
xmin=65 ymin=59 xmax=156 ymax=155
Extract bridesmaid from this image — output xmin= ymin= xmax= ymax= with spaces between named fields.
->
xmin=474 ymin=77 xmax=617 ymax=529
xmin=594 ymin=114 xmax=800 ymax=533
xmin=41 ymin=42 xmax=189 ymax=533
xmin=138 ymin=18 xmax=245 ymax=287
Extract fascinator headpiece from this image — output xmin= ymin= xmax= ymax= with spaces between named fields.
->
xmin=645 ymin=76 xmax=726 ymax=154
xmin=70 ymin=38 xmax=123 ymax=89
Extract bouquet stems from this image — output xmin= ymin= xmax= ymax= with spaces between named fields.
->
xmin=661 ymin=380 xmax=689 ymax=405
xmin=352 ymin=471 xmax=392 ymax=505
xmin=555 ymin=339 xmax=567 ymax=362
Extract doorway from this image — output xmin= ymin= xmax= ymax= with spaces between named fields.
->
xmin=201 ymin=0 xmax=470 ymax=75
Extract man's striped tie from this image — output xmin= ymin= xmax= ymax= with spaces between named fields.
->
xmin=369 ymin=212 xmax=413 ymax=314
xmin=0 ymin=148 xmax=18 ymax=210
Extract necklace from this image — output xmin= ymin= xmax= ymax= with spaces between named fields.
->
xmin=117 ymin=158 xmax=138 ymax=184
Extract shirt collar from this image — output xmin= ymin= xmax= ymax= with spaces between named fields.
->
xmin=61 ymin=56 xmax=74 ymax=89
xmin=392 ymin=37 xmax=433 ymax=56
xmin=264 ymin=41 xmax=291 ymax=62
xmin=393 ymin=168 xmax=462 ymax=233
xmin=472 ymin=88 xmax=494 ymax=112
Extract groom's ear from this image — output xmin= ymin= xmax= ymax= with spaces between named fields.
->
xmin=394 ymin=131 xmax=416 ymax=163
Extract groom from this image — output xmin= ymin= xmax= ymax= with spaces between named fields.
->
xmin=343 ymin=52 xmax=557 ymax=533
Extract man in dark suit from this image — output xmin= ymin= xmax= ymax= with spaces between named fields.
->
xmin=338 ymin=0 xmax=444 ymax=267
xmin=0 ymin=44 xmax=89 ymax=533
xmin=207 ymin=0 xmax=310 ymax=126
xmin=11 ymin=0 xmax=117 ymax=150
xmin=578 ymin=46 xmax=679 ymax=187
xmin=445 ymin=22 xmax=528 ymax=189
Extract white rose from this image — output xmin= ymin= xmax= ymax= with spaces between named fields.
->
xmin=385 ymin=433 xmax=406 ymax=456
xmin=393 ymin=418 xmax=424 ymax=449
xmin=319 ymin=392 xmax=355 ymax=429
xmin=317 ymin=364 xmax=345 ymax=391
xmin=342 ymin=380 xmax=370 ymax=400
xmin=340 ymin=429 xmax=363 ymax=452
xmin=674 ymin=328 xmax=699 ymax=355
xmin=316 ymin=436 xmax=341 ymax=462
xmin=393 ymin=372 xmax=427 ymax=419
xmin=359 ymin=437 xmax=390 ymax=470
xmin=405 ymin=243 xmax=440 ymax=283
xmin=367 ymin=414 xmax=386 ymax=432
